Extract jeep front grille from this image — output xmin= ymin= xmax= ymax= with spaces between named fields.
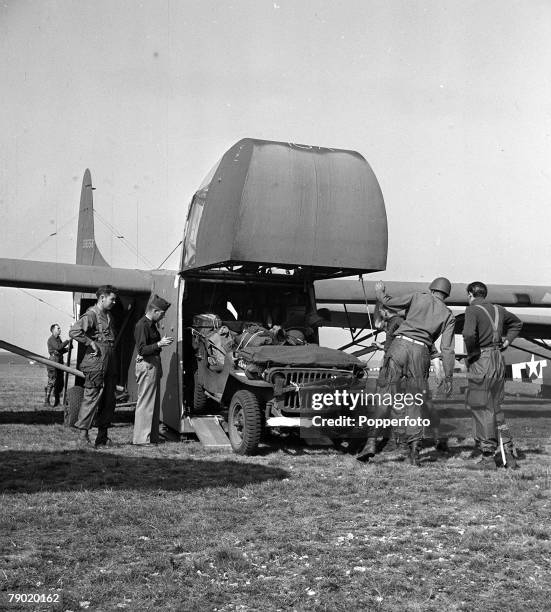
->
xmin=267 ymin=368 xmax=353 ymax=412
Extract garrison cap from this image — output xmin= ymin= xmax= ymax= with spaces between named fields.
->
xmin=149 ymin=294 xmax=171 ymax=311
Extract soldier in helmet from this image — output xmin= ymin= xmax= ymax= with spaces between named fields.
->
xmin=369 ymin=305 xmax=449 ymax=455
xmin=282 ymin=309 xmax=330 ymax=344
xmin=357 ymin=277 xmax=456 ymax=466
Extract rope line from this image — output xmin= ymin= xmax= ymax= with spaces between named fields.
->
xmin=19 ymin=213 xmax=79 ymax=259
xmin=17 ymin=289 xmax=74 ymax=318
xmin=157 ymin=240 xmax=182 ymax=269
xmin=93 ymin=208 xmax=155 ymax=268
xmin=359 ymin=275 xmax=375 ymax=331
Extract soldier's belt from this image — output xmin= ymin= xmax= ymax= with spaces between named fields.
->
xmin=136 ymin=355 xmax=160 ymax=363
xmin=396 ymin=335 xmax=428 ymax=347
xmin=480 ymin=345 xmax=501 ymax=352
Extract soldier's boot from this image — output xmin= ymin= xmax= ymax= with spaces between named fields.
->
xmin=52 ymin=393 xmax=60 ymax=407
xmin=467 ymin=452 xmax=497 ymax=471
xmin=356 ymin=437 xmax=377 ymax=463
xmin=376 ymin=436 xmax=392 ymax=454
xmin=382 ymin=435 xmax=408 ymax=461
xmin=467 ymin=439 xmax=482 ymax=459
xmin=43 ymin=387 xmax=52 ymax=407
xmin=408 ymin=442 xmax=421 ymax=467
xmin=503 ymin=451 xmax=519 ymax=470
xmin=95 ymin=427 xmax=113 ymax=448
xmin=76 ymin=429 xmax=92 ymax=447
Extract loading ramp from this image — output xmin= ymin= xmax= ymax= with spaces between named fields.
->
xmin=187 ymin=416 xmax=232 ymax=450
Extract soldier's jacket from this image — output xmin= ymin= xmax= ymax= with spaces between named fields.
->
xmin=69 ymin=306 xmax=116 ymax=346
xmin=384 ymin=315 xmax=439 ymax=358
xmin=463 ymin=298 xmax=522 ymax=364
xmin=69 ymin=306 xmax=116 ymax=381
xmin=384 ymin=316 xmax=404 ymax=353
xmin=379 ymin=290 xmax=455 ymax=378
xmin=47 ymin=336 xmax=69 ymax=363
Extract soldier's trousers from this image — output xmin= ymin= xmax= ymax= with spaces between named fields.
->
xmin=133 ymin=356 xmax=161 ymax=444
xmin=375 ymin=338 xmax=430 ymax=444
xmin=467 ymin=348 xmax=513 ymax=454
xmin=46 ymin=367 xmax=63 ymax=395
xmin=74 ymin=345 xmax=116 ymax=437
xmin=423 ymin=393 xmax=443 ymax=442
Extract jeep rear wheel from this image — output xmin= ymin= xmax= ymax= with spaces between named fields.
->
xmin=228 ymin=390 xmax=262 ymax=455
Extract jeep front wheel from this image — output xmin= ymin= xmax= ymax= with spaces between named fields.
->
xmin=228 ymin=390 xmax=263 ymax=455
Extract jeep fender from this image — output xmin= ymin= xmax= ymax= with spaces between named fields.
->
xmin=221 ymin=371 xmax=272 ymax=406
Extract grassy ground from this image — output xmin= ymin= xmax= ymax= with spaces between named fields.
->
xmin=1 ymin=366 xmax=551 ymax=611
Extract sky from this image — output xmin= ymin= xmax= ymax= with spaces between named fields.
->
xmin=1 ymin=0 xmax=551 ymax=353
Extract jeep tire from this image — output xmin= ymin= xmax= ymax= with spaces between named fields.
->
xmin=228 ymin=390 xmax=263 ymax=455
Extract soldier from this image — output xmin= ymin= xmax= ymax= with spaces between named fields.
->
xmin=282 ymin=309 xmax=330 ymax=344
xmin=133 ymin=295 xmax=173 ymax=445
xmin=463 ymin=281 xmax=522 ymax=470
xmin=368 ymin=305 xmax=407 ymax=451
xmin=357 ymin=278 xmax=455 ymax=466
xmin=69 ymin=285 xmax=118 ymax=448
xmin=45 ymin=324 xmax=70 ymax=407
xmin=362 ymin=305 xmax=449 ymax=460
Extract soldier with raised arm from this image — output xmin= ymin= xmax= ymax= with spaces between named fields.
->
xmin=45 ymin=324 xmax=70 ymax=407
xmin=357 ymin=278 xmax=455 ymax=466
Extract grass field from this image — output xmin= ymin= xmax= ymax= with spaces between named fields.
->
xmin=1 ymin=365 xmax=551 ymax=611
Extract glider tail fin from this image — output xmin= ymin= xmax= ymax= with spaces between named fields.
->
xmin=76 ymin=168 xmax=109 ymax=267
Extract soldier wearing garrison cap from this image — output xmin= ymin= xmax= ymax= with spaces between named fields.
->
xmin=132 ymin=294 xmax=173 ymax=445
xmin=357 ymin=277 xmax=455 ymax=466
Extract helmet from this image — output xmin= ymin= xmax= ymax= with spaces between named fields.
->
xmin=305 ymin=312 xmax=325 ymax=327
xmin=429 ymin=277 xmax=451 ymax=297
xmin=285 ymin=329 xmax=306 ymax=345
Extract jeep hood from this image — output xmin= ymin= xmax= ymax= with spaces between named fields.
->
xmin=237 ymin=345 xmax=363 ymax=368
